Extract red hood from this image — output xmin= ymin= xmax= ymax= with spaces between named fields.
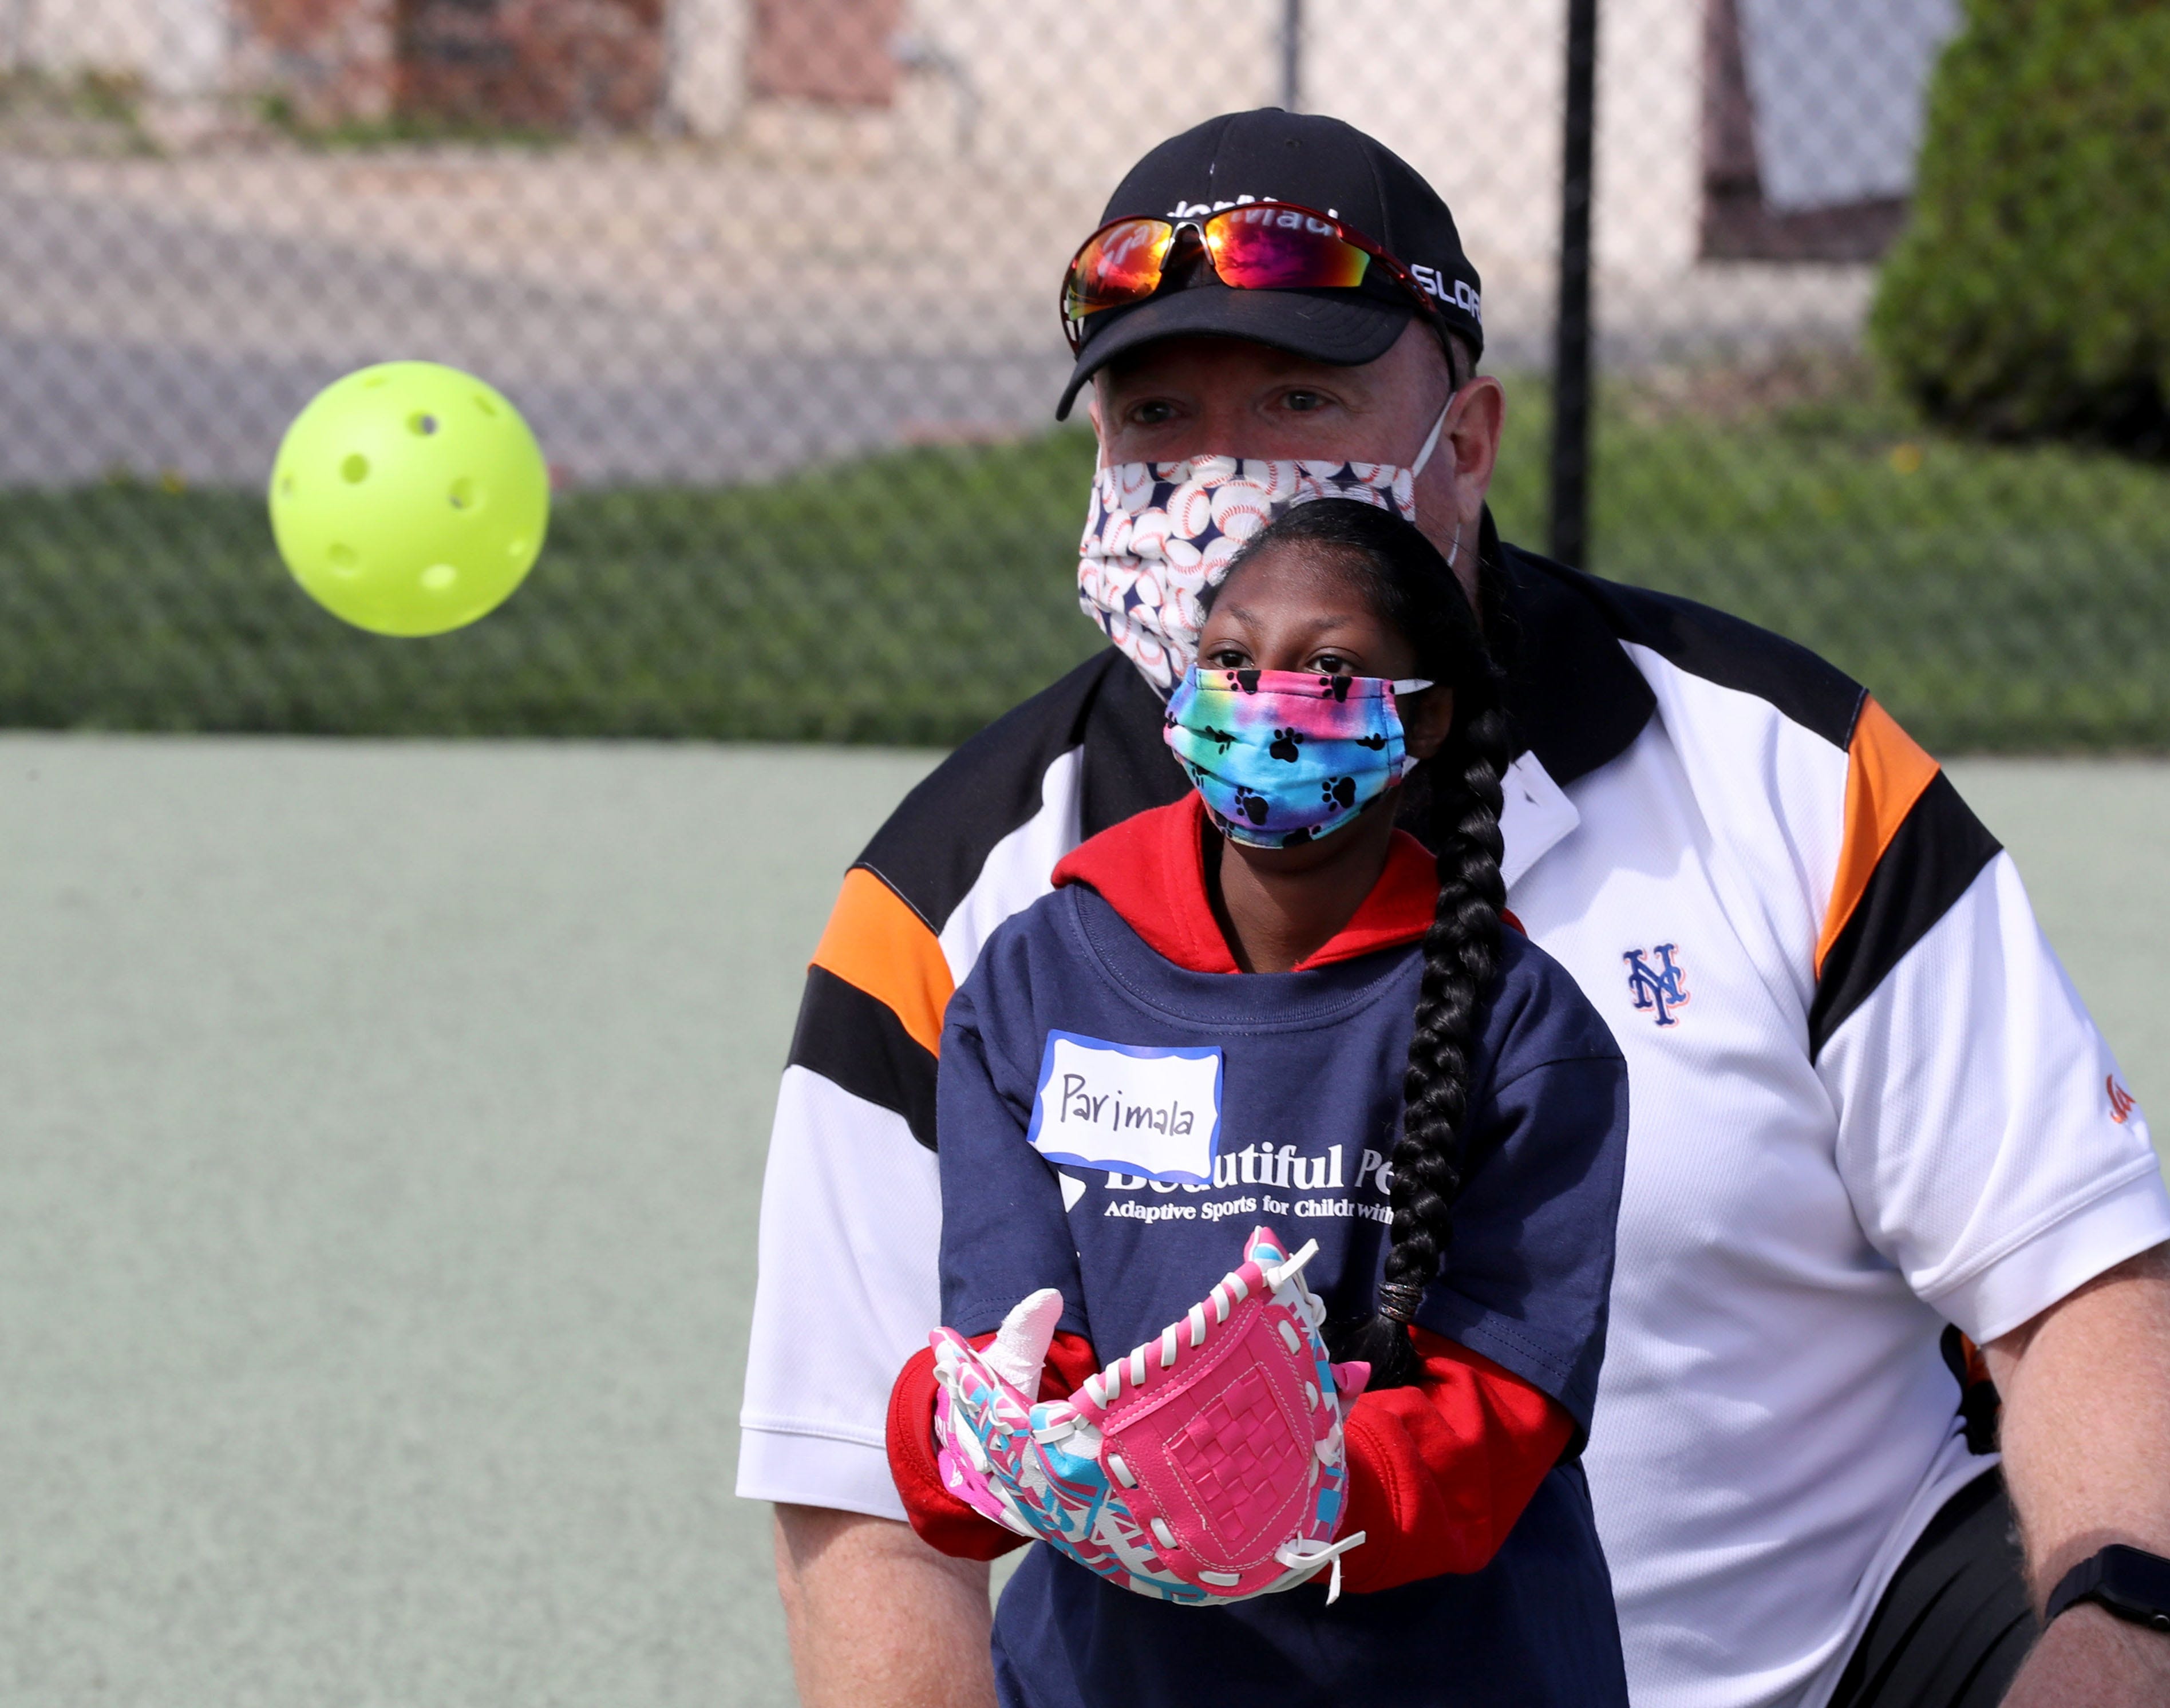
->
xmin=1050 ymin=794 xmax=1446 ymax=974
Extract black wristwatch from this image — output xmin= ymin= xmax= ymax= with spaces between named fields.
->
xmin=2044 ymin=1545 xmax=2170 ymax=1634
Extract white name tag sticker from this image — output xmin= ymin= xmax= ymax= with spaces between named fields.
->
xmin=1025 ymin=1031 xmax=1223 ymax=1185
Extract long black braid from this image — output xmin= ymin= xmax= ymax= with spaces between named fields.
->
xmin=1201 ymin=497 xmax=1511 ymax=1390
xmin=1353 ymin=694 xmax=1512 ymax=1386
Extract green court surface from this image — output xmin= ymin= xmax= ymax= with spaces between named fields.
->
xmin=0 ymin=737 xmax=2163 ymax=1707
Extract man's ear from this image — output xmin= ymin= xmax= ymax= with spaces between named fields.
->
xmin=1441 ymin=377 xmax=1505 ymax=513
xmin=1401 ymin=687 xmax=1456 ymax=763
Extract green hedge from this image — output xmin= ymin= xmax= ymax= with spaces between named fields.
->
xmin=6 ymin=372 xmax=2169 ymax=751
xmin=1872 ymin=0 xmax=2170 ymax=452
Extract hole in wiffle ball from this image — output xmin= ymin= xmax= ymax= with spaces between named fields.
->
xmin=341 ymin=453 xmax=369 ymax=483
xmin=505 ymin=536 xmax=528 ymax=559
xmin=448 ymin=477 xmax=477 ymax=510
xmin=327 ymin=543 xmax=359 ymax=573
xmin=409 ymin=412 xmax=439 ymax=436
xmin=473 ymin=394 xmax=497 ymax=417
xmin=278 ymin=473 xmax=294 ymax=496
xmin=420 ymin=564 xmax=458 ymax=592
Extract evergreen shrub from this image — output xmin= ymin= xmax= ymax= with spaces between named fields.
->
xmin=1872 ymin=0 xmax=2170 ymax=453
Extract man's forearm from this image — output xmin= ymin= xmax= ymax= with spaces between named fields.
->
xmin=1987 ymin=1243 xmax=2170 ymax=1705
xmin=773 ymin=1504 xmax=998 ymax=1708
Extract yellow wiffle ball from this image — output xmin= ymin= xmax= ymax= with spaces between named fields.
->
xmin=268 ymin=362 xmax=550 ymax=636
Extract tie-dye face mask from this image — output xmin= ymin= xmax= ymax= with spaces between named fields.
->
xmin=1078 ymin=400 xmax=1452 ymax=691
xmin=1164 ymin=666 xmax=1430 ymax=849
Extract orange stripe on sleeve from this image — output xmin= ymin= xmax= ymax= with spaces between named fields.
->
xmin=809 ymin=867 xmax=957 ymax=1057
xmin=1816 ymin=697 xmax=1941 ymax=979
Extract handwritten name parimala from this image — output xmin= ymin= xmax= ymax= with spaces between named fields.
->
xmin=1026 ymin=1034 xmax=1222 ymax=1182
xmin=1054 ymin=1072 xmax=1200 ymax=1137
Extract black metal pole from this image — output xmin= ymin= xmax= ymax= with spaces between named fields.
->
xmin=1280 ymin=0 xmax=1303 ymax=111
xmin=1550 ymin=0 xmax=1599 ymax=567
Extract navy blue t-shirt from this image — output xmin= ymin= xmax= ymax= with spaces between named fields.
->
xmin=938 ymin=879 xmax=1631 ymax=1708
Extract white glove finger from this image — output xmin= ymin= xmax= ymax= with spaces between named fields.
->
xmin=985 ymin=1286 xmax=1064 ymax=1393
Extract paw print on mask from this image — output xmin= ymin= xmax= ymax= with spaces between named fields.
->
xmin=1231 ymin=784 xmax=1271 ymax=826
xmin=1201 ymin=725 xmax=1238 ymax=753
xmin=1322 ymin=777 xmax=1357 ymax=810
xmin=1353 ymin=732 xmax=1388 ymax=751
xmin=1316 ymin=674 xmax=1353 ymax=703
xmin=1269 ymin=728 xmax=1303 ymax=763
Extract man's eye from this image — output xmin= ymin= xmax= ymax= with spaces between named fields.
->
xmin=1283 ymin=390 xmax=1327 ymax=413
xmin=1128 ymin=400 xmax=1177 ymax=427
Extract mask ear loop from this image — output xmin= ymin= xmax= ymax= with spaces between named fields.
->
xmin=1408 ymin=388 xmax=1456 ymax=479
xmin=1410 ymin=388 xmax=1464 ymax=571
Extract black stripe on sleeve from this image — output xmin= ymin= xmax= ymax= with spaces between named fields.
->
xmin=786 ymin=965 xmax=940 ymax=1151
xmin=1532 ymin=555 xmax=1864 ymax=750
xmin=857 ymin=649 xmax=1188 ymax=931
xmin=1808 ymin=772 xmax=2003 ymax=1058
xmin=859 ymin=652 xmax=1114 ymax=926
xmin=1079 ymin=650 xmax=1193 ymax=837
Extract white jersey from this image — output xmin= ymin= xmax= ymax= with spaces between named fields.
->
xmin=738 ymin=535 xmax=2169 ymax=1708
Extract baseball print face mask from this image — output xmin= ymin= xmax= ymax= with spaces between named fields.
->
xmin=1077 ymin=397 xmax=1452 ymax=691
xmin=1164 ymin=666 xmax=1430 ymax=849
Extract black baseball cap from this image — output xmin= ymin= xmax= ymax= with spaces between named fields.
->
xmin=1054 ymin=109 xmax=1484 ymax=420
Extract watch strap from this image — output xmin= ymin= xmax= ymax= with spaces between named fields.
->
xmin=2045 ymin=1544 xmax=2170 ymax=1633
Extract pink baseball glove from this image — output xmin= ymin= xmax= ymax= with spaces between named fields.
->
xmin=930 ymin=1225 xmax=1370 ymax=1604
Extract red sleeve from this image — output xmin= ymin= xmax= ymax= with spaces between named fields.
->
xmin=886 ymin=1329 xmax=1101 ymax=1560
xmin=1336 ymin=1327 xmax=1575 ymax=1595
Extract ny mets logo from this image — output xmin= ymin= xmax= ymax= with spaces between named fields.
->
xmin=1623 ymin=944 xmax=1690 ymax=1026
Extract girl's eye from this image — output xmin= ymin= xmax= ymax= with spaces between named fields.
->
xmin=1203 ymin=646 xmax=1251 ymax=669
xmin=1310 ymin=653 xmax=1354 ymax=675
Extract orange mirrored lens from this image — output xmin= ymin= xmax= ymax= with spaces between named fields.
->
xmin=1205 ymin=205 xmax=1371 ymax=290
xmin=1065 ymin=218 xmax=1175 ymax=320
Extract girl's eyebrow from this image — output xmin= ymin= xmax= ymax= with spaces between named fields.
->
xmin=1209 ymin=585 xmax=1371 ymax=627
xmin=1211 ymin=604 xmax=1372 ymax=639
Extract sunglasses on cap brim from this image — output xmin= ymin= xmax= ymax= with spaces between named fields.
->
xmin=1060 ymin=200 xmax=1444 ymax=355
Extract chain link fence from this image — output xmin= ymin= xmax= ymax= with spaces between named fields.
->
xmin=3 ymin=0 xmax=2164 ymax=748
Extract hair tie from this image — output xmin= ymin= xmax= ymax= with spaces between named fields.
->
xmin=1376 ymin=1280 xmax=1426 ymax=1326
